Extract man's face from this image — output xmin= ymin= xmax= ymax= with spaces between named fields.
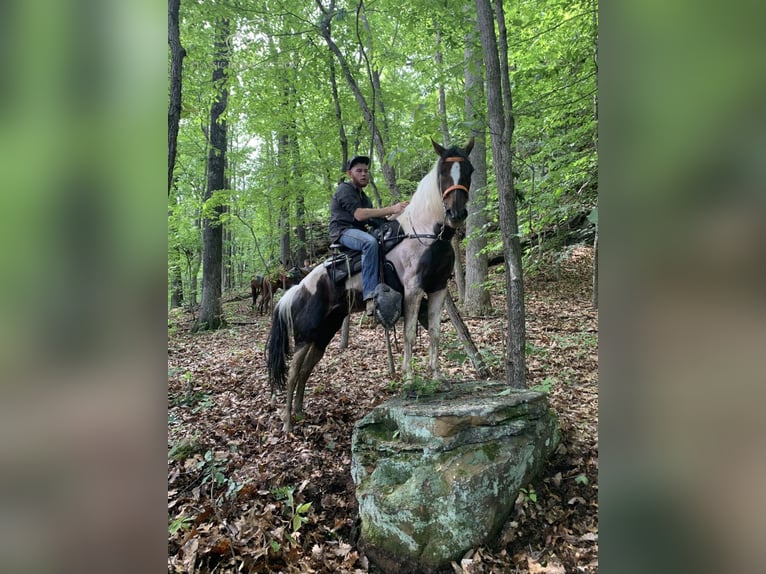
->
xmin=348 ymin=163 xmax=369 ymax=188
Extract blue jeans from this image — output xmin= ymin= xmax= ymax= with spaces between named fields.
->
xmin=339 ymin=227 xmax=379 ymax=300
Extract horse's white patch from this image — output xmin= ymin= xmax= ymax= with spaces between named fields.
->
xmin=398 ymin=164 xmax=442 ymax=234
xmin=277 ymin=285 xmax=299 ymax=320
xmin=450 ymin=161 xmax=461 ymax=188
xmin=301 ymin=266 xmax=323 ymax=295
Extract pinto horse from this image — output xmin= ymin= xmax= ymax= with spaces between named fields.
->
xmin=266 ymin=138 xmax=474 ymax=431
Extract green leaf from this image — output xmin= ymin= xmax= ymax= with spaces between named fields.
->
xmin=296 ymin=501 xmax=312 ymax=514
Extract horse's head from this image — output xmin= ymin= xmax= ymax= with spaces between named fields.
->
xmin=432 ymin=138 xmax=475 ymax=227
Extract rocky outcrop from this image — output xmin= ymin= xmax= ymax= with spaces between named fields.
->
xmin=351 ymin=380 xmax=559 ymax=573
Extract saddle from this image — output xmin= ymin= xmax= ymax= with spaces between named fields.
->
xmin=324 ymin=219 xmax=405 ymax=293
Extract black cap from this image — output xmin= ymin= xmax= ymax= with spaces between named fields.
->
xmin=346 ymin=155 xmax=370 ymax=170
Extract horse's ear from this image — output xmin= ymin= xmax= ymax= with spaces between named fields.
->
xmin=431 ymin=137 xmax=445 ymax=156
xmin=464 ymin=137 xmax=475 ymax=156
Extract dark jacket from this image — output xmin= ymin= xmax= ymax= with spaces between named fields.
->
xmin=329 ymin=181 xmax=374 ymax=243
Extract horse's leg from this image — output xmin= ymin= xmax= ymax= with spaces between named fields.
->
xmin=401 ymin=290 xmax=425 ymax=382
xmin=267 ymin=283 xmax=276 ymax=315
xmin=283 ymin=344 xmax=310 ymax=432
xmin=293 ymin=343 xmax=325 ymax=416
xmin=259 ymin=284 xmax=271 ymax=315
xmin=426 ymin=289 xmax=448 ymax=380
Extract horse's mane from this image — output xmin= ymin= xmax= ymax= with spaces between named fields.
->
xmin=396 ymin=161 xmax=443 ymax=234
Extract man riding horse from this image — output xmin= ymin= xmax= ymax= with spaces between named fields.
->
xmin=329 ymin=155 xmax=409 ymax=316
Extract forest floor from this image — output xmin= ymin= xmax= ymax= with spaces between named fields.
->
xmin=168 ymin=246 xmax=598 ymax=574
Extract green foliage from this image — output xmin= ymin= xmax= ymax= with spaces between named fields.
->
xmin=479 ymin=348 xmax=505 ymax=371
xmin=530 ymin=376 xmax=556 ymax=394
xmin=168 ymin=435 xmax=203 ymax=461
xmin=519 ymin=485 xmax=538 ymax=504
xmin=197 ymin=449 xmax=227 ymax=488
xmin=169 ymin=0 xmax=598 ymax=297
xmin=170 ymin=372 xmax=214 ymax=412
xmin=401 ymin=372 xmax=442 ymax=398
xmin=168 ymin=513 xmax=194 ymax=536
xmin=190 ymin=448 xmax=250 ymax=506
xmin=526 ymin=341 xmax=550 ymax=358
xmin=443 ymin=335 xmax=468 ymax=364
xmin=272 ymin=485 xmax=313 ymax=546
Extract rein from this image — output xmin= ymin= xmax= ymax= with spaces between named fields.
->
xmin=404 ymin=214 xmax=449 ymax=245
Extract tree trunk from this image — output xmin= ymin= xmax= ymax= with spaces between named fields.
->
xmin=434 ymin=21 xmax=451 ymax=149
xmin=444 ymin=293 xmax=489 ymax=378
xmin=592 ymin=222 xmax=598 ymax=308
xmin=475 ymin=0 xmax=525 ymax=388
xmin=463 ymin=8 xmax=491 ymax=316
xmin=170 ymin=257 xmax=184 ymax=308
xmin=433 ymin=21 xmax=467 ymax=304
xmin=185 ymin=248 xmax=199 ymax=308
xmin=295 ymin=194 xmax=308 ymax=268
xmin=194 ymin=18 xmax=229 ymax=332
xmin=278 ymin=128 xmax=291 ymax=267
xmin=329 ymin=55 xmax=348 ymax=170
xmin=168 ymin=0 xmax=186 ymax=195
xmin=279 ymin=206 xmax=291 ymax=267
xmin=451 ymin=233 xmax=465 ymax=304
xmin=317 ymin=1 xmax=399 ymax=197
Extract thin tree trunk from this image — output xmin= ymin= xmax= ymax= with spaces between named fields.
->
xmin=452 ymin=233 xmax=465 ymax=304
xmin=329 ymin=55 xmax=348 ymax=169
xmin=444 ymin=293 xmax=489 ymax=378
xmin=475 ymin=0 xmax=525 ymax=388
xmin=317 ymin=0 xmax=399 ymax=197
xmin=434 ymin=21 xmax=451 ymax=149
xmin=168 ymin=0 xmax=186 ymax=195
xmin=278 ymin=127 xmax=291 ymax=267
xmin=592 ymin=223 xmax=598 ymax=308
xmin=185 ymin=248 xmax=199 ymax=308
xmin=433 ymin=21 xmax=467 ymax=304
xmin=295 ymin=195 xmax=308 ymax=268
xmin=170 ymin=256 xmax=184 ymax=308
xmin=591 ymin=0 xmax=599 ymax=309
xmin=463 ymin=13 xmax=491 ymax=316
xmin=194 ymin=18 xmax=229 ymax=332
xmin=168 ymin=179 xmax=184 ymax=308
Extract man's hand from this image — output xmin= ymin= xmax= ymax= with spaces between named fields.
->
xmin=389 ymin=201 xmax=409 ymax=216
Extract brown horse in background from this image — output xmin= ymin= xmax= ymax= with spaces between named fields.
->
xmin=251 ymin=267 xmax=311 ymax=315
xmin=251 ymin=275 xmax=265 ymax=310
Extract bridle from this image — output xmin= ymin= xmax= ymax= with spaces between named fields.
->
xmin=406 ymin=155 xmax=471 ymax=244
xmin=440 ymin=156 xmax=470 ymax=199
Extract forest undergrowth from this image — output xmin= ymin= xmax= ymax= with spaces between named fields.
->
xmin=168 ymin=246 xmax=598 ymax=573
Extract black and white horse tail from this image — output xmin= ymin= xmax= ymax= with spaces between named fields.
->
xmin=265 ymin=287 xmax=295 ymax=392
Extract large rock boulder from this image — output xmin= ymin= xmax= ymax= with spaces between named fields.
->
xmin=351 ymin=380 xmax=559 ymax=573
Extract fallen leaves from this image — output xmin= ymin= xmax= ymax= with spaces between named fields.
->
xmin=168 ymin=247 xmax=598 ymax=573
